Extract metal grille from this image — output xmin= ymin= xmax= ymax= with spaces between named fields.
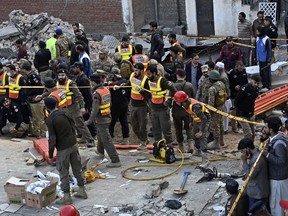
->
xmin=259 ymin=2 xmax=277 ymax=24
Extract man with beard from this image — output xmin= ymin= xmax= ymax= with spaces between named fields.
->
xmin=146 ymin=64 xmax=176 ymax=145
xmin=149 ymin=21 xmax=164 ymax=63
xmin=85 ymin=74 xmax=121 ymax=168
xmin=73 ymin=62 xmax=96 ymax=138
xmin=262 ymin=116 xmax=288 ymax=216
xmin=94 ymin=49 xmax=115 ymax=73
xmin=115 ymin=35 xmax=135 ymax=61
xmin=56 ymin=64 xmax=95 ymax=148
xmin=234 ymin=74 xmax=260 ymax=141
xmin=215 ymin=36 xmax=243 ymax=71
xmin=168 ymin=33 xmax=186 ymax=61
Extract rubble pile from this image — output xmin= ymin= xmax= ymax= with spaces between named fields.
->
xmin=0 ymin=10 xmax=105 ymax=64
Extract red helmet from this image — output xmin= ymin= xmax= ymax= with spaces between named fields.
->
xmin=173 ymin=91 xmax=188 ymax=103
xmin=59 ymin=205 xmax=80 ymax=216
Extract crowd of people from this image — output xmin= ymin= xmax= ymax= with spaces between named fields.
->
xmin=0 ymin=13 xmax=287 ymax=214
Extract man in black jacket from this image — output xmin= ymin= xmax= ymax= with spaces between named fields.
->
xmin=235 ymin=74 xmax=260 ymax=141
xmin=73 ymin=62 xmax=96 ymax=138
xmin=149 ymin=21 xmax=164 ymax=63
xmin=185 ymin=53 xmax=202 ymax=92
xmin=44 ymin=97 xmax=87 ymax=205
xmin=34 ymin=41 xmax=51 ymax=81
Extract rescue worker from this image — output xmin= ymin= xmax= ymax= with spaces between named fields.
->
xmin=85 ymin=74 xmax=121 ymax=168
xmin=56 ymin=65 xmax=95 ymax=147
xmin=55 ymin=28 xmax=73 ymax=59
xmin=173 ymin=91 xmax=210 ymax=167
xmin=0 ymin=62 xmax=8 ymax=102
xmin=165 ymin=46 xmax=184 ymax=82
xmin=146 ymin=64 xmax=176 ymax=145
xmin=130 ymin=44 xmax=149 ymax=73
xmin=195 ymin=64 xmax=212 ymax=103
xmin=22 ymin=62 xmax=46 ymax=138
xmin=207 ymin=70 xmax=226 ymax=150
xmin=44 ymin=97 xmax=88 ymax=205
xmin=73 ymin=62 xmax=96 ymax=138
xmin=168 ymin=33 xmax=186 ymax=61
xmin=94 ymin=49 xmax=115 ymax=73
xmin=107 ymin=72 xmax=130 ymax=145
xmin=46 ymin=34 xmax=57 ymax=59
xmin=170 ymin=69 xmax=194 ymax=153
xmin=126 ymin=63 xmax=150 ymax=149
xmin=0 ymin=97 xmax=29 ymax=137
xmin=234 ymin=74 xmax=260 ymax=141
xmin=116 ymin=35 xmax=134 ymax=61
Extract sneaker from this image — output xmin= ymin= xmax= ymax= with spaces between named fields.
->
xmin=137 ymin=144 xmax=147 ymax=150
xmin=94 ymin=149 xmax=105 ymax=160
xmin=106 ymin=162 xmax=121 ymax=168
xmin=147 ymin=131 xmax=154 ymax=137
xmin=87 ymin=140 xmax=95 ymax=148
xmin=121 ymin=137 xmax=130 ymax=145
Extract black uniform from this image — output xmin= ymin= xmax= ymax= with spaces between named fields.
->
xmin=109 ymin=78 xmax=130 ymax=138
xmin=266 ymin=23 xmax=278 ymax=48
xmin=0 ymin=101 xmax=29 ymax=133
xmin=26 ymin=71 xmax=43 ymax=103
xmin=228 ymin=69 xmax=248 ymax=99
xmin=34 ymin=48 xmax=51 ymax=72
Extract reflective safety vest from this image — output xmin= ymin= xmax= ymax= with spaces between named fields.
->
xmin=132 ymin=54 xmax=149 ymax=74
xmin=118 ymin=44 xmax=133 ymax=60
xmin=95 ymin=88 xmax=111 ymax=116
xmin=185 ymin=99 xmax=209 ymax=123
xmin=9 ymin=74 xmax=22 ymax=99
xmin=149 ymin=77 xmax=167 ymax=104
xmin=130 ymin=72 xmax=147 ymax=101
xmin=57 ymin=79 xmax=73 ymax=106
xmin=0 ymin=72 xmax=7 ymax=95
xmin=170 ymin=41 xmax=183 ymax=61
xmin=49 ymin=89 xmax=68 ymax=109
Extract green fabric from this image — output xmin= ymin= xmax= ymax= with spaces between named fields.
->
xmin=46 ymin=37 xmax=57 ymax=59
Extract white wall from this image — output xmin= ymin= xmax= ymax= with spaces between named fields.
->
xmin=121 ymin=0 xmax=134 ymax=33
xmin=186 ymin=0 xmax=255 ymax=37
xmin=185 ymin=0 xmax=197 ymax=35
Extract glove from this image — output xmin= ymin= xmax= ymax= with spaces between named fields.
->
xmin=133 ymin=86 xmax=142 ymax=92
xmin=113 ymin=85 xmax=120 ymax=91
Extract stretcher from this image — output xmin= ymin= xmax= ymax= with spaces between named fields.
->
xmin=33 ymin=138 xmax=57 ymax=161
xmin=254 ymin=84 xmax=288 ymax=116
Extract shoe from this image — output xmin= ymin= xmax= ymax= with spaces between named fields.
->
xmin=74 ymin=186 xmax=88 ymax=199
xmin=56 ymin=193 xmax=72 ymax=205
xmin=137 ymin=143 xmax=147 ymax=150
xmin=207 ymin=140 xmax=220 ymax=150
xmin=87 ymin=140 xmax=95 ymax=148
xmin=95 ymin=149 xmax=105 ymax=160
xmin=193 ymin=148 xmax=202 ymax=157
xmin=106 ymin=162 xmax=121 ymax=168
xmin=224 ymin=131 xmax=228 ymax=135
xmin=198 ymin=151 xmax=210 ymax=168
xmin=232 ymin=129 xmax=239 ymax=133
xmin=147 ymin=131 xmax=154 ymax=137
xmin=121 ymin=137 xmax=130 ymax=145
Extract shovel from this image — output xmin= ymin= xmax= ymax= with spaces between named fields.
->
xmin=173 ymin=171 xmax=191 ymax=195
xmin=23 ymin=148 xmax=45 ymax=167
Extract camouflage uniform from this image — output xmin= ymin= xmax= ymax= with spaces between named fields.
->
xmin=196 ymin=76 xmax=212 ymax=103
xmin=208 ymin=81 xmax=225 ymax=148
xmin=55 ymin=35 xmax=73 ymax=59
xmin=93 ymin=58 xmax=115 ymax=74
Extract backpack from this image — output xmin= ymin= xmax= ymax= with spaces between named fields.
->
xmin=213 ymin=81 xmax=227 ymax=107
xmin=120 ymin=60 xmax=133 ymax=80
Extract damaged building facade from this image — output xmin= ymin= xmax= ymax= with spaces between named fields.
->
xmin=1 ymin=0 xmax=282 ymax=37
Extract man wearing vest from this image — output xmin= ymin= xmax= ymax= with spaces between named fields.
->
xmin=146 ymin=64 xmax=176 ymax=145
xmin=56 ymin=65 xmax=95 ymax=148
xmin=168 ymin=33 xmax=186 ymax=62
xmin=207 ymin=70 xmax=226 ymax=150
xmin=116 ymin=35 xmax=134 ymax=61
xmin=130 ymin=44 xmax=149 ymax=74
xmin=22 ymin=62 xmax=46 ymax=138
xmin=127 ymin=63 xmax=150 ymax=149
xmin=76 ymin=44 xmax=92 ymax=78
xmin=173 ymin=91 xmax=211 ymax=168
xmin=85 ymin=74 xmax=121 ymax=168
xmin=0 ymin=62 xmax=8 ymax=103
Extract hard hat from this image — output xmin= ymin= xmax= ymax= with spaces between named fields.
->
xmin=225 ymin=178 xmax=239 ymax=194
xmin=208 ymin=70 xmax=220 ymax=80
xmin=173 ymin=91 xmax=188 ymax=103
xmin=59 ymin=205 xmax=80 ymax=216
